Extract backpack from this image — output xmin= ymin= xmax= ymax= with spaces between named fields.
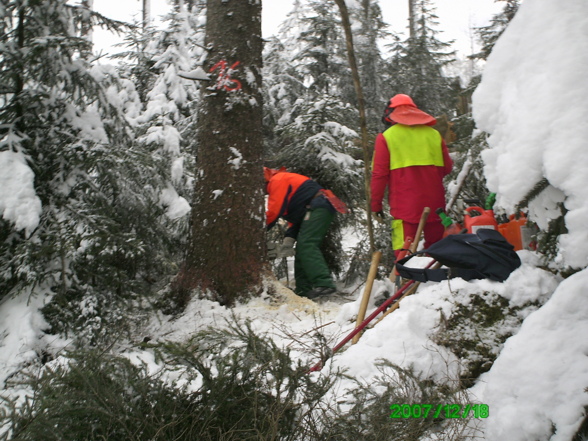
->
xmin=395 ymin=229 xmax=522 ymax=283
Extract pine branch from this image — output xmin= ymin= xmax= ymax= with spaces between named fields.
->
xmin=515 ymin=178 xmax=550 ymax=212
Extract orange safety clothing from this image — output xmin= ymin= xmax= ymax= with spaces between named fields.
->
xmin=371 ymin=124 xmax=453 ymax=224
xmin=266 ymin=172 xmax=323 ymax=236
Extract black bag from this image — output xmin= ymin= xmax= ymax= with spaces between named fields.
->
xmin=395 ymin=229 xmax=521 ymax=283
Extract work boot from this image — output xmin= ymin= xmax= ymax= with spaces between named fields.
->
xmin=306 ymin=286 xmax=337 ymax=300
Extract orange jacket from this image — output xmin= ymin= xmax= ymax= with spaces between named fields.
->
xmin=266 ymin=172 xmax=322 ymax=236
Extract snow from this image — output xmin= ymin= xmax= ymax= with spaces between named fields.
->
xmin=1 ymin=247 xmax=572 ymax=440
xmin=171 ymin=157 xmax=185 ymax=184
xmin=160 ymin=184 xmax=191 ymax=219
xmin=473 ymin=0 xmax=588 ymax=269
xmin=2 ymin=0 xmax=588 ymax=440
xmin=227 ymin=147 xmax=245 ymax=170
xmin=0 ymin=262 xmax=581 ymax=438
xmin=0 ymin=291 xmax=67 ymax=398
xmin=473 ymin=268 xmax=588 ymax=441
xmin=143 ymin=124 xmax=182 ymax=155
xmin=0 ymin=148 xmax=42 ymax=236
xmin=331 ymin=281 xmax=462 ymax=383
xmin=64 ymin=103 xmax=109 ymax=144
xmin=178 ymin=67 xmax=210 ymax=81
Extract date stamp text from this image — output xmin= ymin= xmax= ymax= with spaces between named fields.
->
xmin=389 ymin=403 xmax=489 ymax=419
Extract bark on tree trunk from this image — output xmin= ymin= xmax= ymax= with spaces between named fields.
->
xmin=174 ymin=0 xmax=266 ymax=306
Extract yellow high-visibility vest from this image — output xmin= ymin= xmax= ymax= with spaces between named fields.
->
xmin=383 ymin=124 xmax=443 ymax=170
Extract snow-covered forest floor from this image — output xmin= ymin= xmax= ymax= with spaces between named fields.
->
xmin=2 ymin=240 xmax=587 ymax=440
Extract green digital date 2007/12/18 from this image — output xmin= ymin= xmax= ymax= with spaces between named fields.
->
xmin=389 ymin=404 xmax=489 ymax=419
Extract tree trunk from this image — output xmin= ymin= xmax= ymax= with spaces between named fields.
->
xmin=408 ymin=0 xmax=417 ymax=39
xmin=81 ymin=0 xmax=93 ymax=39
xmin=81 ymin=0 xmax=93 ymax=58
xmin=175 ymin=0 xmax=265 ymax=306
xmin=333 ymin=0 xmax=375 ymax=253
xmin=142 ymin=0 xmax=150 ymax=31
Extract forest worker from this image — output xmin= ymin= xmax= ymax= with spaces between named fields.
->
xmin=371 ymin=94 xmax=453 ymax=257
xmin=264 ymin=167 xmax=346 ymax=300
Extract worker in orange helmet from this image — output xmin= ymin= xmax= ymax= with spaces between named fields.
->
xmin=371 ymin=94 xmax=453 ymax=258
xmin=264 ymin=167 xmax=346 ymax=300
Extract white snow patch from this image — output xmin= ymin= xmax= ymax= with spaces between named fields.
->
xmin=160 ymin=185 xmax=191 ymax=219
xmin=0 ymin=149 xmax=42 ymax=236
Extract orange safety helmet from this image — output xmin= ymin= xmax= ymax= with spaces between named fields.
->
xmin=389 ymin=93 xmax=416 ymax=108
xmin=383 ymin=94 xmax=436 ymax=126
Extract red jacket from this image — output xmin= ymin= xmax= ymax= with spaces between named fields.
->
xmin=371 ymin=125 xmax=453 ymax=223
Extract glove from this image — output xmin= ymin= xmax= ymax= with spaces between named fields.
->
xmin=277 ymin=237 xmax=296 ymax=258
xmin=267 ymin=238 xmax=296 ymax=259
xmin=267 ymin=241 xmax=280 ymax=260
xmin=373 ymin=211 xmax=385 ymax=224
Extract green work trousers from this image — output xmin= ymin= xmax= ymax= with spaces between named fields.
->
xmin=294 ymin=207 xmax=336 ymax=296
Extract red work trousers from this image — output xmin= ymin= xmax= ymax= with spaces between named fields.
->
xmin=392 ymin=219 xmax=444 ymax=259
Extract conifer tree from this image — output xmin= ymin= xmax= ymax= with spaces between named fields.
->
xmin=473 ymin=0 xmax=520 ymax=61
xmin=295 ymin=0 xmax=349 ymax=97
xmin=0 ymin=0 xmax=177 ymax=340
xmin=262 ymin=35 xmax=307 ymax=159
xmin=351 ymin=0 xmax=389 ymax=130
xmin=132 ymin=1 xmax=205 ymax=223
xmin=385 ymin=0 xmax=456 ymax=117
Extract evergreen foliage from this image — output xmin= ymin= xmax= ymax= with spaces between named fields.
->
xmin=1 ymin=321 xmax=341 ymax=441
xmin=127 ymin=0 xmax=203 ymax=230
xmin=262 ymin=36 xmax=307 ymax=158
xmin=276 ymin=98 xmax=362 ymax=206
xmin=262 ymin=0 xmax=381 ymax=281
xmin=350 ymin=0 xmax=390 ymax=131
xmin=444 ymin=118 xmax=492 ymax=215
xmin=432 ymin=289 xmax=539 ymax=388
xmin=1 ymin=348 xmax=205 ymax=441
xmin=0 ymin=0 xmax=185 ymax=339
xmin=384 ymin=0 xmax=456 ymax=118
xmin=295 ymin=0 xmax=349 ymax=98
xmin=472 ymin=0 xmax=521 ymax=61
xmin=441 ymin=2 xmax=521 ymax=217
xmin=536 ymin=201 xmax=567 ymax=263
xmin=1 ymin=320 xmax=483 ymax=441
xmin=274 ymin=96 xmax=363 ymax=275
xmin=317 ymin=361 xmax=471 ymax=440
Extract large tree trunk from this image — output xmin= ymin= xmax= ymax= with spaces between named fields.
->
xmin=175 ymin=0 xmax=265 ymax=306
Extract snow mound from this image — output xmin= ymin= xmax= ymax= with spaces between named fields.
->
xmin=473 ymin=267 xmax=588 ymax=441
